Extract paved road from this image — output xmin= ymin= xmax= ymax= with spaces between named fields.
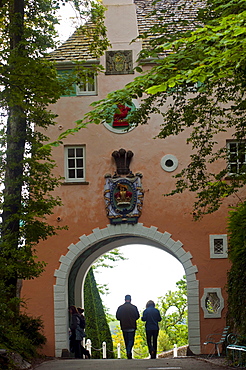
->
xmin=35 ymin=357 xmax=232 ymax=370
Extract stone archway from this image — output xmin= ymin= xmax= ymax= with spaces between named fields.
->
xmin=53 ymin=223 xmax=200 ymax=356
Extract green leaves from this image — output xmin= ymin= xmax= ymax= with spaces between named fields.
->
xmin=157 ymin=277 xmax=188 ymax=347
xmin=84 ymin=0 xmax=246 ymax=218
xmin=227 ymin=202 xmax=246 ymax=335
xmin=0 ymin=0 xmax=101 ymax=291
xmin=84 ymin=268 xmax=114 ymax=358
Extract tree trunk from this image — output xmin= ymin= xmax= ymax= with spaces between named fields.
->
xmin=1 ymin=0 xmax=26 ymax=300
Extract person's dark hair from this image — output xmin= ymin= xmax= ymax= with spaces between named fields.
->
xmin=125 ymin=294 xmax=131 ymax=301
xmin=146 ymin=300 xmax=155 ymax=308
xmin=69 ymin=305 xmax=78 ymax=314
xmin=77 ymin=307 xmax=84 ymax=314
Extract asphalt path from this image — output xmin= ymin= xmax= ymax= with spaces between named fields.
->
xmin=35 ymin=357 xmax=232 ymax=370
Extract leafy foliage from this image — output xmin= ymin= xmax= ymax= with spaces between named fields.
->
xmin=93 ymin=248 xmax=127 ymax=270
xmin=0 ymin=282 xmax=46 ymax=362
xmin=82 ymin=0 xmax=246 ymax=218
xmin=84 ymin=268 xmax=114 ymax=359
xmin=157 ymin=330 xmax=173 ymax=352
xmin=134 ymin=319 xmax=149 ymax=359
xmin=0 ymin=0 xmax=109 ymax=360
xmin=0 ymin=0 xmax=109 ymax=292
xmin=157 ymin=277 xmax=188 ymax=347
xmin=93 ymin=248 xmax=127 ymax=297
xmin=227 ymin=202 xmax=246 ymax=337
xmin=111 ymin=323 xmax=127 ymax=358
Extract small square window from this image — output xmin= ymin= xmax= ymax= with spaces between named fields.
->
xmin=227 ymin=141 xmax=246 ymax=175
xmin=209 ymin=234 xmax=228 ymax=259
xmin=213 ymin=239 xmax=224 ymax=254
xmin=76 ymin=71 xmax=97 ymax=96
xmin=65 ymin=146 xmax=85 ymax=182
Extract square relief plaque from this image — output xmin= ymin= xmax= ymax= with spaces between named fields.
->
xmin=105 ymin=50 xmax=134 ymax=75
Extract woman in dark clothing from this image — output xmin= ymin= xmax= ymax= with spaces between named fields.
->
xmin=69 ymin=305 xmax=90 ymax=359
xmin=77 ymin=307 xmax=90 ymax=359
xmin=141 ymin=300 xmax=162 ymax=359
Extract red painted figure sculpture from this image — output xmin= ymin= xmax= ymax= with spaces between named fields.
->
xmin=113 ymin=104 xmax=131 ymax=127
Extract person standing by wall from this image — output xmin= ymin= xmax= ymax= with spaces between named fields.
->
xmin=77 ymin=307 xmax=90 ymax=359
xmin=116 ymin=294 xmax=140 ymax=359
xmin=141 ymin=300 xmax=162 ymax=359
xmin=69 ymin=305 xmax=87 ymax=359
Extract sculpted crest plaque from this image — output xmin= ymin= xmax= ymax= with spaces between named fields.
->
xmin=104 ymin=149 xmax=144 ymax=224
xmin=105 ymin=50 xmax=134 ymax=75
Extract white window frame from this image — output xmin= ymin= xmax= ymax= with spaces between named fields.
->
xmin=64 ymin=146 xmax=85 ymax=183
xmin=209 ymin=234 xmax=228 ymax=259
xmin=161 ymin=154 xmax=178 ymax=172
xmin=76 ymin=71 xmax=97 ymax=96
xmin=227 ymin=140 xmax=246 ymax=175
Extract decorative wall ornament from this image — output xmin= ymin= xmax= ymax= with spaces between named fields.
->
xmin=113 ymin=104 xmax=131 ymax=127
xmin=112 ymin=148 xmax=133 ymax=175
xmin=201 ymin=288 xmax=224 ymax=318
xmin=104 ymin=149 xmax=144 ymax=224
xmin=105 ymin=50 xmax=134 ymax=75
xmin=103 ymin=100 xmax=137 ymax=134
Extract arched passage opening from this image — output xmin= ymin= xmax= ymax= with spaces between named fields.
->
xmin=94 ymin=243 xmax=186 ymax=316
xmin=54 ymin=223 xmax=200 ymax=356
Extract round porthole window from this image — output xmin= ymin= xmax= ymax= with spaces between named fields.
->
xmin=161 ymin=154 xmax=178 ymax=172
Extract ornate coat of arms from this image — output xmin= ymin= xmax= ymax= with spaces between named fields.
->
xmin=105 ymin=50 xmax=134 ymax=75
xmin=104 ymin=149 xmax=144 ymax=224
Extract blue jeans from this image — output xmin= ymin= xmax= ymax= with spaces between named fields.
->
xmin=123 ymin=330 xmax=135 ymax=357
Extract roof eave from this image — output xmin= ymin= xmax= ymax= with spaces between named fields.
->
xmin=54 ymin=59 xmax=100 ymax=70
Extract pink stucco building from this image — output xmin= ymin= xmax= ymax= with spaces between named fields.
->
xmin=22 ymin=0 xmax=236 ymax=357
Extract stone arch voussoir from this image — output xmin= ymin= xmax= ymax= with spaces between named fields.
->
xmin=53 ymin=223 xmax=200 ymax=356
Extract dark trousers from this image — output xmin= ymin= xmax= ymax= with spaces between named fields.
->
xmin=70 ymin=332 xmax=88 ymax=359
xmin=146 ymin=329 xmax=159 ymax=358
xmin=72 ymin=340 xmax=89 ymax=358
xmin=74 ymin=340 xmax=82 ymax=358
xmin=122 ymin=330 xmax=135 ymax=358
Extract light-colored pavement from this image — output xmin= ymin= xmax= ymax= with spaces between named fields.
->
xmin=34 ymin=357 xmax=232 ymax=370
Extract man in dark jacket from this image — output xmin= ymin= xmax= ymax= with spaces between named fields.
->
xmin=116 ymin=295 xmax=140 ymax=359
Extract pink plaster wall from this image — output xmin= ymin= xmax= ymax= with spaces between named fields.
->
xmin=22 ymin=0 xmax=233 ymax=356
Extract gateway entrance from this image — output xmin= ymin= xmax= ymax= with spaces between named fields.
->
xmin=53 ymin=223 xmax=200 ymax=357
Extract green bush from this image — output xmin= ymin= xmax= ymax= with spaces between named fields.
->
xmin=0 ymin=314 xmax=46 ymax=361
xmin=227 ymin=202 xmax=246 ymax=336
xmin=18 ymin=314 xmax=46 ymax=348
xmin=84 ymin=268 xmax=114 ymax=359
xmin=158 ymin=330 xmax=173 ymax=352
xmin=0 ymin=285 xmax=46 ymax=363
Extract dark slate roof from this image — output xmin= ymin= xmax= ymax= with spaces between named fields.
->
xmin=49 ymin=0 xmax=205 ymax=63
xmin=134 ymin=0 xmax=205 ymax=49
xmin=48 ymin=24 xmax=98 ymax=63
